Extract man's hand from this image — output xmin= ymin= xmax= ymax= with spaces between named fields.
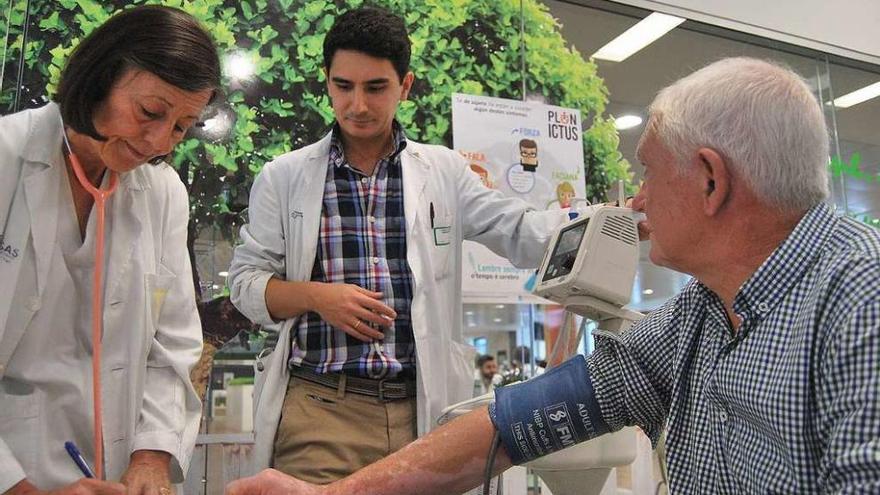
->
xmin=120 ymin=450 xmax=173 ymax=495
xmin=225 ymin=469 xmax=325 ymax=495
xmin=3 ymin=479 xmax=125 ymax=495
xmin=626 ymin=195 xmax=651 ymax=241
xmin=309 ymin=283 xmax=397 ymax=342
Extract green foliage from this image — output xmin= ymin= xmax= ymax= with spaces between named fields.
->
xmin=1 ymin=0 xmax=629 ymax=243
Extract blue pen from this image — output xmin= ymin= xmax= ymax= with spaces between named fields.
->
xmin=64 ymin=441 xmax=95 ymax=478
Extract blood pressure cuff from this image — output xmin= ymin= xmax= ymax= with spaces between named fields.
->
xmin=488 ymin=355 xmax=609 ymax=465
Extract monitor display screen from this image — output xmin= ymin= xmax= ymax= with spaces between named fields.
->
xmin=541 ymin=220 xmax=587 ymax=282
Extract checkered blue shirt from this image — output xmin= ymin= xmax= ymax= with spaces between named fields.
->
xmin=588 ymin=203 xmax=880 ymax=493
xmin=289 ymin=124 xmax=416 ymax=379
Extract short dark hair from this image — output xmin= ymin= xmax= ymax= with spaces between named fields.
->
xmin=323 ymin=7 xmax=411 ymax=82
xmin=477 ymin=355 xmax=495 ymax=367
xmin=55 ymin=5 xmax=221 ymax=141
xmin=519 ymin=139 xmax=538 ymax=149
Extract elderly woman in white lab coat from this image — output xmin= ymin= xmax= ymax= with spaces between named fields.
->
xmin=0 ymin=6 xmax=218 ymax=495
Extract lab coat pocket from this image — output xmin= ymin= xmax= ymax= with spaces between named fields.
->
xmin=145 ymin=263 xmax=176 ymax=329
xmin=0 ymin=381 xmax=39 ymax=472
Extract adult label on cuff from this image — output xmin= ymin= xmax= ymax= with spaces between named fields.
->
xmin=488 ymin=355 xmax=609 ymax=465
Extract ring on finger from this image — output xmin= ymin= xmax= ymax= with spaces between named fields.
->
xmin=353 ymin=320 xmax=362 ymax=330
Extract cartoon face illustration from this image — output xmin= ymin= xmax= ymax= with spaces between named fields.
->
xmin=556 ymin=181 xmax=576 ymax=208
xmin=519 ymin=138 xmax=538 ymax=172
xmin=469 ymin=163 xmax=493 ymax=188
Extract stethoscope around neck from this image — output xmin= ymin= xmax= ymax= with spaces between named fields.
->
xmin=59 ymin=119 xmax=119 ymax=480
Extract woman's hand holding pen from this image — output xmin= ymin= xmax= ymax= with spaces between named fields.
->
xmin=2 ymin=479 xmax=125 ymax=495
xmin=309 ymin=283 xmax=397 ymax=342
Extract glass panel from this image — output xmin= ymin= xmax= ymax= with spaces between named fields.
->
xmin=827 ymin=60 xmax=880 ymax=227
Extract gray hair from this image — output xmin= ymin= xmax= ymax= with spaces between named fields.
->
xmin=646 ymin=57 xmax=830 ymax=212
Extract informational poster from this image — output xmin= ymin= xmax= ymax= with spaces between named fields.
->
xmin=452 ymin=93 xmax=586 ymax=301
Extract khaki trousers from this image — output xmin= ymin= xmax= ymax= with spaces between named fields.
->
xmin=272 ymin=375 xmax=417 ymax=484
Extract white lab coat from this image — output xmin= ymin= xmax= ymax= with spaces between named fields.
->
xmin=229 ymin=132 xmax=566 ymax=470
xmin=0 ymin=103 xmax=203 ymax=491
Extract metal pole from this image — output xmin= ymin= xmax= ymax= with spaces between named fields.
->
xmin=12 ymin=0 xmax=30 ymax=112
xmin=0 ymin=0 xmax=15 ymax=95
xmin=520 ymin=0 xmax=526 ymax=101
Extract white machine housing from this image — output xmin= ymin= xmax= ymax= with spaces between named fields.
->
xmin=534 ymin=205 xmax=639 ymax=307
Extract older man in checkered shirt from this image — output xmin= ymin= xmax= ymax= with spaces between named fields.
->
xmin=229 ymin=58 xmax=879 ymax=495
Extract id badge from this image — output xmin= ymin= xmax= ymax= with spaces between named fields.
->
xmin=433 ymin=225 xmax=452 ymax=246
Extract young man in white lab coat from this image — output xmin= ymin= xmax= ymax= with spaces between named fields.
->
xmin=228 ymin=6 xmax=566 ymax=483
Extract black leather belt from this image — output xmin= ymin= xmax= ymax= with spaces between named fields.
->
xmin=290 ymin=366 xmax=417 ymax=402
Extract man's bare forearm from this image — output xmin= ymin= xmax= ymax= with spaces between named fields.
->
xmin=328 ymin=407 xmax=512 ymax=495
xmin=265 ymin=278 xmax=320 ymax=320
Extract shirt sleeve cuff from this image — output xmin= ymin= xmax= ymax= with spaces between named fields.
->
xmin=241 ymin=271 xmax=277 ymax=327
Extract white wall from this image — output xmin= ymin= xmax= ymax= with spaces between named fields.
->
xmin=610 ymin=0 xmax=880 ymax=65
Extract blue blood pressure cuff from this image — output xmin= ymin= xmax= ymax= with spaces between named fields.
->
xmin=488 ymin=355 xmax=609 ymax=465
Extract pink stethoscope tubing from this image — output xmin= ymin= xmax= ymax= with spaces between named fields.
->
xmin=62 ymin=124 xmax=118 ymax=480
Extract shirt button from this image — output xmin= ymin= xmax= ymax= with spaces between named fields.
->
xmin=371 ymin=257 xmax=380 ymax=264
xmin=757 ymin=302 xmax=769 ymax=313
xmin=718 ymin=410 xmax=728 ymax=422
xmin=27 ymin=297 xmax=40 ymax=312
xmin=368 ymin=216 xmax=376 ymax=223
xmin=361 ymin=177 xmax=369 ymax=184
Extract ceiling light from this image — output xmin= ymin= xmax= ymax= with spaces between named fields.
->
xmin=218 ymin=271 xmax=229 ymax=277
xmin=493 ymin=318 xmax=503 ymax=323
xmin=642 ymin=289 xmax=654 ymax=295
xmin=832 ymin=81 xmax=880 ymax=108
xmin=495 ymin=304 xmax=505 ymax=309
xmin=465 ymin=311 xmax=474 ymax=316
xmin=593 ymin=13 xmax=685 ymax=62
xmin=614 ymin=115 xmax=643 ymax=130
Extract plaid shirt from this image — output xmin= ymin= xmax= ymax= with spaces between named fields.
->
xmin=589 ymin=203 xmax=879 ymax=493
xmin=289 ymin=124 xmax=416 ymax=379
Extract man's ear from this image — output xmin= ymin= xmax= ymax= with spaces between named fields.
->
xmin=400 ymin=71 xmax=415 ymax=101
xmin=695 ymin=147 xmax=731 ymax=216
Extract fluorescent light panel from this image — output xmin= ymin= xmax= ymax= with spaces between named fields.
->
xmin=593 ymin=13 xmax=685 ymax=62
xmin=614 ymin=115 xmax=643 ymax=130
xmin=832 ymin=81 xmax=880 ymax=108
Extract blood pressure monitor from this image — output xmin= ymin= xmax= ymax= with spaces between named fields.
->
xmin=534 ymin=205 xmax=639 ymax=308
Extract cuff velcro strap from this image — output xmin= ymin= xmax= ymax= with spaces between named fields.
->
xmin=488 ymin=355 xmax=608 ymax=465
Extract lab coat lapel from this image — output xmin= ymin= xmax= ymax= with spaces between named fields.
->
xmin=401 ymin=146 xmax=430 ymax=295
xmin=23 ymin=160 xmax=62 ymax=299
xmin=401 ymin=147 xmax=429 ymax=235
xmin=293 ymin=134 xmax=331 ymax=279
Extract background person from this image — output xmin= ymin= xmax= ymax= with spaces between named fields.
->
xmin=227 ymin=57 xmax=880 ymax=495
xmin=228 ymin=6 xmax=567 ymax=485
xmin=0 ymin=6 xmax=219 ymax=494
xmin=473 ymin=355 xmax=501 ymax=396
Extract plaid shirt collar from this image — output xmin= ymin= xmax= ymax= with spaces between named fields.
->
xmin=695 ymin=202 xmax=838 ymax=330
xmin=329 ymin=120 xmax=408 ymax=171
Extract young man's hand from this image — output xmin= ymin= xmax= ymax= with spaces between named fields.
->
xmin=309 ymin=283 xmax=397 ymax=342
